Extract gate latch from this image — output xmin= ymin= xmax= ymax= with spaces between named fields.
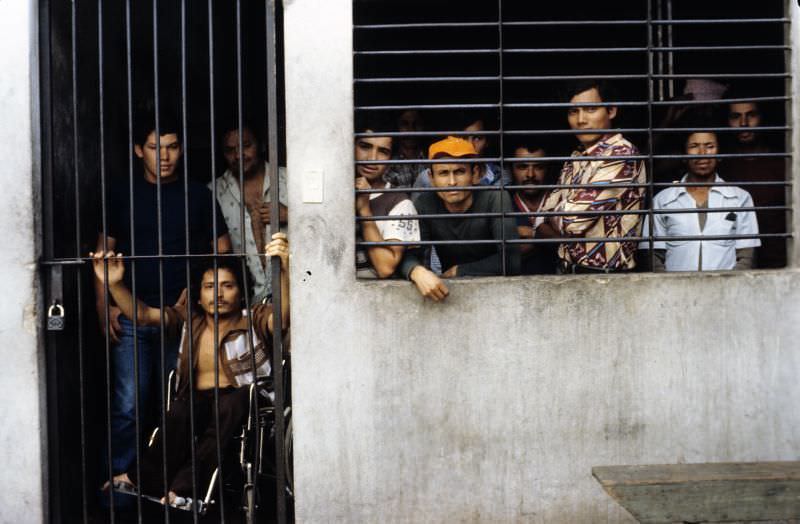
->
xmin=47 ymin=301 xmax=65 ymax=331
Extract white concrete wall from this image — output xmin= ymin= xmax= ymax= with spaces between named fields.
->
xmin=0 ymin=1 xmax=45 ymax=523
xmin=284 ymin=1 xmax=800 ymax=522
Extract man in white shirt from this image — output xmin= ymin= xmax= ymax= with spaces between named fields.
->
xmin=354 ymin=117 xmax=421 ymax=279
xmin=210 ymin=122 xmax=288 ymax=302
xmin=640 ymin=129 xmax=760 ymax=271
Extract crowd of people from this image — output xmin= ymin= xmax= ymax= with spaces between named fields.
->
xmin=354 ymin=78 xmax=786 ymax=300
xmin=93 ymin=111 xmax=289 ymax=508
xmin=90 ymin=77 xmax=785 ymax=509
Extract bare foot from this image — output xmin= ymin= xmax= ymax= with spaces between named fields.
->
xmin=113 ymin=472 xmax=134 ymax=487
xmin=160 ymin=491 xmax=178 ymax=505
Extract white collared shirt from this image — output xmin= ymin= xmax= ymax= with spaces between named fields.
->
xmin=640 ymin=174 xmax=760 ymax=271
xmin=210 ymin=162 xmax=288 ymax=301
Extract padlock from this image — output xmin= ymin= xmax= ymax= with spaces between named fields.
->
xmin=47 ymin=302 xmax=65 ymax=331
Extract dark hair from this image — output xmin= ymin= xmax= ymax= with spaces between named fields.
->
xmin=189 ymin=257 xmax=251 ymax=313
xmin=450 ymin=109 xmax=498 ymax=131
xmin=134 ymin=103 xmax=182 ymax=146
xmin=355 ymin=112 xmax=395 ymax=135
xmin=561 ymin=79 xmax=618 ymax=105
xmin=505 ymin=138 xmax=548 ymax=158
xmin=220 ymin=119 xmax=265 ymax=149
xmin=725 ymin=84 xmax=761 ymax=109
xmin=674 ymin=106 xmax=723 ymax=147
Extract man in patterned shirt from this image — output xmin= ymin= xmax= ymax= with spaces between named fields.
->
xmin=538 ymin=80 xmax=646 ymax=272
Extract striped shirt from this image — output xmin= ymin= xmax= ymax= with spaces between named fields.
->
xmin=542 ymin=133 xmax=646 ymax=270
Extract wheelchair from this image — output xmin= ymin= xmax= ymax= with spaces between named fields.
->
xmin=115 ymin=357 xmax=293 ymax=520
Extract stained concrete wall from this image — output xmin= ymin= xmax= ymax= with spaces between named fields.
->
xmin=0 ymin=1 xmax=45 ymax=523
xmin=281 ymin=1 xmax=800 ymax=522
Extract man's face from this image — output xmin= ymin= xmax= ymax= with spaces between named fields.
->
xmin=567 ymin=87 xmax=617 ymax=148
xmin=134 ymin=132 xmax=182 ymax=182
xmin=464 ymin=119 xmax=488 ymax=156
xmin=198 ymin=268 xmax=241 ymax=316
xmin=355 ymin=133 xmax=392 ymax=182
xmin=223 ymin=128 xmax=260 ymax=176
xmin=728 ymin=102 xmax=761 ymax=145
xmin=685 ymin=132 xmax=719 ymax=178
xmin=430 ymin=160 xmax=479 ymax=208
xmin=397 ymin=110 xmax=422 ymax=149
xmin=512 ymin=147 xmax=547 ymax=197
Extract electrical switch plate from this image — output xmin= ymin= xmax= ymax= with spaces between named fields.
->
xmin=303 ymin=169 xmax=324 ymax=203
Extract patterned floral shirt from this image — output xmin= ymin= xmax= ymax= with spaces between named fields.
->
xmin=541 ymin=133 xmax=646 ymax=270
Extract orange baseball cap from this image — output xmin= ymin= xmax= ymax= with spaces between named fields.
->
xmin=428 ymin=136 xmax=477 ymax=160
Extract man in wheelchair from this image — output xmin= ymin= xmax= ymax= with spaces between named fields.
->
xmin=91 ymin=232 xmax=290 ymax=509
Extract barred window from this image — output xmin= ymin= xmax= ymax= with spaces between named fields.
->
xmin=353 ymin=0 xmax=791 ymax=280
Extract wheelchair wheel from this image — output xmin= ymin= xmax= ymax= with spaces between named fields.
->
xmin=284 ymin=406 xmax=293 ymax=496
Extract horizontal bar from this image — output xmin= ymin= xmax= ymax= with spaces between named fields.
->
xmin=505 ymin=75 xmax=789 ymax=83
xmin=353 ymin=19 xmax=788 ymax=31
xmin=504 ymin=75 xmax=648 ymax=81
xmin=356 ymin=74 xmax=790 ymax=84
xmin=355 ymin=180 xmax=790 ymax=194
xmin=502 ymin=19 xmax=646 ymax=27
xmin=506 ymin=45 xmax=789 ymax=53
xmin=354 ymin=21 xmax=499 ymax=30
xmin=652 ymin=73 xmax=790 ymax=79
xmin=506 ymin=18 xmax=789 ymax=27
xmin=502 ymin=101 xmax=647 ymax=108
xmin=355 ymin=205 xmax=789 ymax=222
xmin=505 ymin=47 xmax=645 ymax=53
xmin=355 ymin=76 xmax=499 ymax=83
xmin=354 ymin=130 xmax=502 ymax=138
xmin=649 ymin=18 xmax=789 ymax=25
xmin=48 ymin=253 xmax=270 ymax=264
xmin=357 ymin=232 xmax=791 ymax=247
xmin=354 ymin=45 xmax=792 ymax=56
xmin=39 ymin=258 xmax=91 ymax=266
xmin=652 ymin=126 xmax=790 ymax=133
xmin=354 ymin=152 xmax=789 ymax=165
xmin=353 ymin=126 xmax=790 ymax=139
xmin=651 ymin=95 xmax=790 ymax=106
xmin=355 ymin=49 xmax=499 ymax=56
xmin=355 ymin=103 xmax=501 ymax=111
xmin=354 ymin=96 xmax=789 ymax=112
xmin=653 ymin=45 xmax=789 ymax=52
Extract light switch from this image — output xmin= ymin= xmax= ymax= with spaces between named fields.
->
xmin=303 ymin=169 xmax=324 ymax=203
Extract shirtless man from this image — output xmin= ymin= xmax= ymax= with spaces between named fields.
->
xmin=92 ymin=233 xmax=289 ymax=505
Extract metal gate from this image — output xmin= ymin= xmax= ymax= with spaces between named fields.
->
xmin=38 ymin=0 xmax=290 ymax=522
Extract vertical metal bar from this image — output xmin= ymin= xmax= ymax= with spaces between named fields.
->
xmin=151 ymin=2 xmax=171 ymax=522
xmin=124 ymin=0 xmax=145 ymax=519
xmin=265 ymin=1 xmax=287 ymax=522
xmin=207 ymin=1 xmax=227 ymax=520
xmin=655 ymin=0 xmax=664 ymax=100
xmin=783 ymin=3 xmax=793 ymax=266
xmin=69 ymin=0 xmax=89 ymax=520
xmin=497 ymin=0 xmax=506 ymax=276
xmin=179 ymin=0 xmax=201 ymax=520
xmin=666 ymin=0 xmax=674 ymax=98
xmin=96 ymin=0 xmax=116 ymax=521
xmin=234 ymin=1 xmax=263 ymax=516
xmin=646 ymin=0 xmax=656 ymax=270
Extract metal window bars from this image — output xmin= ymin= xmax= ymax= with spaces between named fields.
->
xmin=39 ymin=0 xmax=290 ymax=523
xmin=353 ymin=1 xmax=792 ymax=277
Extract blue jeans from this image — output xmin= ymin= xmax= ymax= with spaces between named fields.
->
xmin=101 ymin=317 xmax=178 ymax=498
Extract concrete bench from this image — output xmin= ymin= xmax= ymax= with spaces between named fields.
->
xmin=592 ymin=461 xmax=800 ymax=523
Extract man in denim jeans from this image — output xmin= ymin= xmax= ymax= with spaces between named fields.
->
xmin=94 ymin=108 xmax=230 ymax=505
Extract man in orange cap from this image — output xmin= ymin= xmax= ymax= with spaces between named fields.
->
xmin=399 ymin=136 xmax=520 ymax=299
